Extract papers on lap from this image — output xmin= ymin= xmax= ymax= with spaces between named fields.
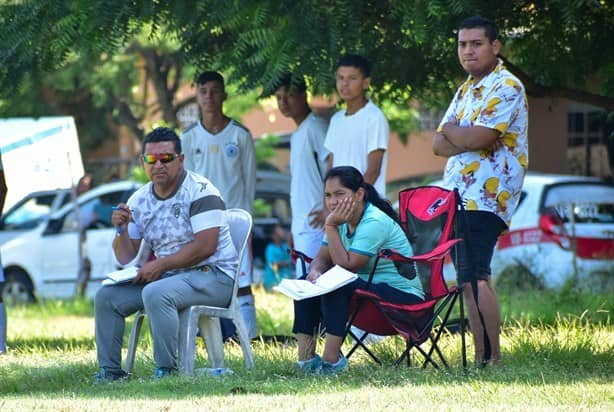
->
xmin=102 ymin=266 xmax=139 ymax=286
xmin=273 ymin=265 xmax=358 ymax=300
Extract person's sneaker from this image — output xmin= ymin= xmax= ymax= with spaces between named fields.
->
xmin=350 ymin=325 xmax=387 ymax=345
xmin=93 ymin=368 xmax=128 ymax=384
xmin=152 ymin=367 xmax=178 ymax=379
xmin=296 ymin=354 xmax=322 ymax=374
xmin=319 ymin=354 xmax=348 ymax=375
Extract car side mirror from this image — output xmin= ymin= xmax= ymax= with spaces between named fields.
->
xmin=42 ymin=218 xmax=63 ymax=236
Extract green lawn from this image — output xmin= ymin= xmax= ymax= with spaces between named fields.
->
xmin=0 ymin=287 xmax=612 ymax=411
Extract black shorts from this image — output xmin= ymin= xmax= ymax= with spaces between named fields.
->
xmin=452 ymin=210 xmax=507 ymax=283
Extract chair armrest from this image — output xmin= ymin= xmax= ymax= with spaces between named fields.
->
xmin=290 ymin=249 xmax=313 ymax=264
xmin=379 ymin=238 xmax=462 ymax=263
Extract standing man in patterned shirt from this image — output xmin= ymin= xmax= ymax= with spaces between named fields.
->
xmin=432 ymin=16 xmax=529 ymax=366
xmin=273 ymin=74 xmax=330 ymax=275
xmin=94 ymin=127 xmax=238 ymax=381
xmin=181 ymin=71 xmax=257 ymax=339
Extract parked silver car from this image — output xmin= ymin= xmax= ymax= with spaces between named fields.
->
xmin=1 ymin=181 xmax=142 ymax=304
xmin=1 ymin=170 xmax=291 ymax=304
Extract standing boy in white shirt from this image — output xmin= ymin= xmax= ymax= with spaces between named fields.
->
xmin=324 ymin=54 xmax=390 ymax=198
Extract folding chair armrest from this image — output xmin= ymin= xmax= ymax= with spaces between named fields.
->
xmin=290 ymin=249 xmax=313 ymax=264
xmin=379 ymin=238 xmax=462 ymax=263
xmin=290 ymin=248 xmax=313 ymax=280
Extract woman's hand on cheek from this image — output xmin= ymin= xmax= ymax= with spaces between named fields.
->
xmin=337 ymin=197 xmax=356 ymax=221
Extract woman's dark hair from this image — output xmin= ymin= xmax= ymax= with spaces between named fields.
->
xmin=324 ymin=166 xmax=399 ymax=224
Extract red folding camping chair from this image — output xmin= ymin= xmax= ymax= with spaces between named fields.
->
xmin=345 ymin=185 xmax=467 ymax=368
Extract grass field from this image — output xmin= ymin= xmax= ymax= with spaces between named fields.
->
xmin=0 ymin=286 xmax=612 ymax=411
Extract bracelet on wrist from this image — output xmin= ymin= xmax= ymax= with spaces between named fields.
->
xmin=325 ymin=223 xmax=338 ymax=228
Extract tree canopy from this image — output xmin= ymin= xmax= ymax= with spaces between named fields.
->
xmin=1 ymin=0 xmax=612 ymax=111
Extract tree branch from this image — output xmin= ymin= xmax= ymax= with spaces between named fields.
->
xmin=174 ymin=95 xmax=196 ymax=112
xmin=500 ymin=56 xmax=614 ymax=111
xmin=114 ymin=97 xmax=144 ymax=139
xmin=139 ymin=48 xmax=179 ymax=127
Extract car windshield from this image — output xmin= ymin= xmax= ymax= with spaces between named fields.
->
xmin=3 ymin=194 xmax=57 ymax=230
xmin=543 ymin=183 xmax=614 ymax=224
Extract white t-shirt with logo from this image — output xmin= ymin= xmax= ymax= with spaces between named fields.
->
xmin=126 ymin=170 xmax=238 ymax=278
xmin=181 ymin=120 xmax=256 ymax=213
xmin=324 ymin=100 xmax=389 ymax=197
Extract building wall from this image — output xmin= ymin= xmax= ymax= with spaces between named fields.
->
xmin=526 ymin=96 xmax=571 ymax=174
xmin=386 ymin=130 xmax=447 ymax=182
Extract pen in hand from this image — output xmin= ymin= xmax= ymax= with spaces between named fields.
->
xmin=112 ymin=206 xmax=130 ymax=234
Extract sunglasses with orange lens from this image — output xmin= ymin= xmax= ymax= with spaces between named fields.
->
xmin=142 ymin=153 xmax=180 ymax=165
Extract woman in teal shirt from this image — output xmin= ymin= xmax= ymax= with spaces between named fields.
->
xmin=293 ymin=166 xmax=424 ymax=374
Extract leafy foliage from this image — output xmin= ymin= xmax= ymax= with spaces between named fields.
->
xmin=1 ymin=0 xmax=612 ymax=123
xmin=254 ymin=134 xmax=281 ymax=166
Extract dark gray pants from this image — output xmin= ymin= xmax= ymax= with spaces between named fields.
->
xmin=95 ymin=266 xmax=233 ymax=372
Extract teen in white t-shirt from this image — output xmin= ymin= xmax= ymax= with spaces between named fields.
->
xmin=324 ymin=54 xmax=390 ymax=198
xmin=325 ymin=100 xmax=389 ymax=197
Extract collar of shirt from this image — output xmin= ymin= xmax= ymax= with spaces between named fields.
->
xmin=461 ymin=58 xmax=505 ymax=95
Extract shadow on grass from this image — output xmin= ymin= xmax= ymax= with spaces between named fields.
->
xmin=2 ymin=289 xmax=611 ymax=397
xmin=1 ymin=329 xmax=612 ymax=398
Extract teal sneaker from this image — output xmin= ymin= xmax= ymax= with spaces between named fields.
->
xmin=93 ymin=368 xmax=128 ymax=384
xmin=152 ymin=367 xmax=178 ymax=379
xmin=296 ymin=354 xmax=322 ymax=374
xmin=319 ymin=354 xmax=348 ymax=375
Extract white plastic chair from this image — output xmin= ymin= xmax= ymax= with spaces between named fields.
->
xmin=124 ymin=208 xmax=255 ymax=375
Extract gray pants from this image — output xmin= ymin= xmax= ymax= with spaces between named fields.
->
xmin=95 ymin=266 xmax=233 ymax=372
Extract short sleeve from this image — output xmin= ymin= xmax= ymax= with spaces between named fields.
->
xmin=126 ymin=191 xmax=142 ymax=239
xmin=189 ymin=195 xmax=226 ymax=233
xmin=367 ymin=110 xmax=389 ymax=153
xmin=473 ymin=79 xmax=525 ymax=136
xmin=310 ymin=121 xmax=331 ymax=163
xmin=438 ymin=89 xmax=462 ymax=132
xmin=347 ymin=216 xmax=387 ymax=256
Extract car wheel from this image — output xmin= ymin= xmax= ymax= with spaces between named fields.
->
xmin=495 ymin=264 xmax=544 ymax=294
xmin=1 ymin=269 xmax=36 ymax=305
